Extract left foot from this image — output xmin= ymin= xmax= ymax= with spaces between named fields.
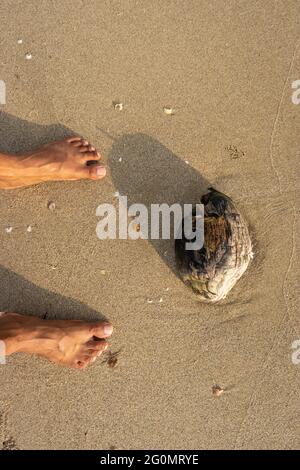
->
xmin=0 ymin=136 xmax=106 ymax=189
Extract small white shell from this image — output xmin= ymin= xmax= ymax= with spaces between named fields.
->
xmin=114 ymin=102 xmax=123 ymax=111
xmin=25 ymin=52 xmax=32 ymax=60
xmin=26 ymin=225 xmax=32 ymax=233
xmin=47 ymin=201 xmax=56 ymax=211
xmin=17 ymin=39 xmax=23 ymax=44
xmin=212 ymin=385 xmax=224 ymax=397
xmin=163 ymin=106 xmax=175 ymax=115
xmin=5 ymin=226 xmax=13 ymax=234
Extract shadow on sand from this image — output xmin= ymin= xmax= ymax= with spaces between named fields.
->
xmin=108 ymin=132 xmax=211 ymax=276
xmin=0 ymin=111 xmax=74 ymax=154
xmin=1 ymin=113 xmax=107 ymax=319
xmin=0 ymin=113 xmax=213 ymax=311
xmin=0 ymin=265 xmax=106 ymax=321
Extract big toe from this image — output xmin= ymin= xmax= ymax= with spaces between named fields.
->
xmin=75 ymin=164 xmax=106 ymax=181
xmin=88 ymin=165 xmax=107 ymax=180
xmin=94 ymin=322 xmax=113 ymax=339
xmin=86 ymin=321 xmax=113 ymax=339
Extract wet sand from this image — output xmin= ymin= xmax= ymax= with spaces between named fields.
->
xmin=0 ymin=0 xmax=299 ymax=449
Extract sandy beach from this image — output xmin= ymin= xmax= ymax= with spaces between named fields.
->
xmin=0 ymin=0 xmax=299 ymax=449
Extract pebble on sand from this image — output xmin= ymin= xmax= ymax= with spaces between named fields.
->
xmin=47 ymin=201 xmax=56 ymax=211
xmin=212 ymin=385 xmax=224 ymax=397
xmin=5 ymin=226 xmax=13 ymax=234
xmin=26 ymin=225 xmax=33 ymax=233
xmin=163 ymin=106 xmax=175 ymax=115
xmin=17 ymin=39 xmax=23 ymax=44
xmin=25 ymin=52 xmax=32 ymax=60
xmin=113 ymin=102 xmax=123 ymax=111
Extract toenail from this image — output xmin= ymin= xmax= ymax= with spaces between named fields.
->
xmin=103 ymin=323 xmax=113 ymax=336
xmin=96 ymin=166 xmax=106 ymax=177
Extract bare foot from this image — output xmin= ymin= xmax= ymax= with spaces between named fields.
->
xmin=0 ymin=136 xmax=106 ymax=189
xmin=0 ymin=312 xmax=113 ymax=369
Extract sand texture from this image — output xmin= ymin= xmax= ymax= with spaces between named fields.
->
xmin=0 ymin=0 xmax=299 ymax=450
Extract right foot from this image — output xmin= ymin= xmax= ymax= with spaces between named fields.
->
xmin=0 ymin=136 xmax=107 ymax=189
xmin=0 ymin=312 xmax=113 ymax=369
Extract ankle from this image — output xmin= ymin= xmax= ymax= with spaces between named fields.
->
xmin=0 ymin=152 xmax=25 ymax=188
xmin=0 ymin=313 xmax=41 ymax=355
xmin=0 ymin=152 xmax=21 ymax=176
xmin=0 ymin=151 xmax=50 ymax=189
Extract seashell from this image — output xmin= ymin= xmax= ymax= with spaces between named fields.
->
xmin=47 ymin=201 xmax=56 ymax=211
xmin=175 ymin=188 xmax=252 ymax=302
xmin=212 ymin=385 xmax=224 ymax=397
xmin=113 ymin=102 xmax=123 ymax=111
xmin=163 ymin=106 xmax=175 ymax=115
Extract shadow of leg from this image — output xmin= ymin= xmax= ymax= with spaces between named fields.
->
xmin=0 ymin=114 xmax=106 ymax=320
xmin=0 ymin=111 xmax=76 ymax=155
xmin=108 ymin=133 xmax=211 ymax=276
xmin=0 ymin=265 xmax=106 ymax=322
